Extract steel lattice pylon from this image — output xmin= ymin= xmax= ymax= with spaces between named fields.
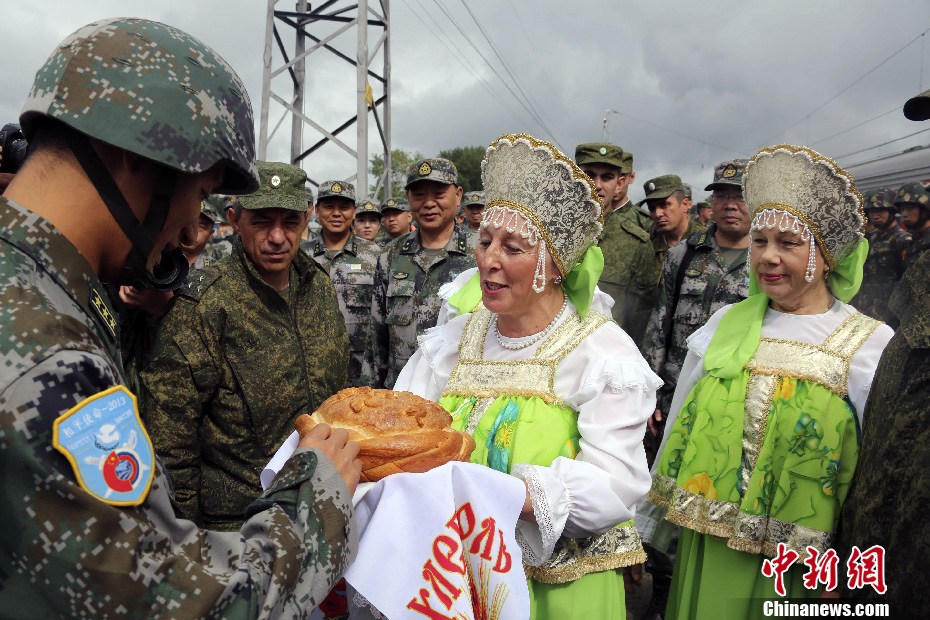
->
xmin=258 ymin=0 xmax=392 ymax=199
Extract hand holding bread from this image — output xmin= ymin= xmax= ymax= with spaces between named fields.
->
xmin=297 ymin=422 xmax=362 ymax=494
xmin=296 ymin=387 xmax=475 ymax=482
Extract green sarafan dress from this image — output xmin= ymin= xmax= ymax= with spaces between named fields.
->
xmin=437 ymin=306 xmax=648 ymax=619
xmin=650 ymin=310 xmax=882 ymax=618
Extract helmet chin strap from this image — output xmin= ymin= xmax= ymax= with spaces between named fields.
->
xmin=66 ymin=132 xmax=189 ymax=291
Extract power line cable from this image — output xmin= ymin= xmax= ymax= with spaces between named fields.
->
xmin=809 ymin=106 xmax=900 ymax=148
xmin=834 ymin=127 xmax=930 ymax=161
xmin=606 ymin=108 xmax=744 ymax=156
xmin=761 ymin=26 xmax=930 ymax=146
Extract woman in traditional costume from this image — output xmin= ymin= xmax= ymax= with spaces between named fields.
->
xmin=639 ymin=145 xmax=894 ymax=618
xmin=394 ymin=133 xmax=659 ymax=618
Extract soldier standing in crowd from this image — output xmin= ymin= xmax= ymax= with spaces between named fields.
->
xmin=0 ymin=18 xmax=358 ymax=616
xmin=641 ymin=174 xmax=707 ymax=268
xmin=363 ymin=158 xmax=475 ymax=388
xmin=304 ymin=180 xmax=380 ymax=386
xmin=380 ymin=196 xmax=414 ymax=242
xmin=838 ymin=87 xmax=930 ymax=618
xmin=576 ymin=142 xmax=659 ymax=345
xmin=693 ymin=200 xmax=712 ymax=227
xmin=851 ymin=188 xmax=911 ymax=327
xmin=203 ymin=194 xmax=235 ymax=262
xmin=141 ymin=161 xmax=350 ymax=531
xmin=897 ymin=180 xmax=930 ymax=267
xmin=461 ymin=189 xmax=486 ymax=248
xmin=354 ymin=198 xmax=383 ymax=242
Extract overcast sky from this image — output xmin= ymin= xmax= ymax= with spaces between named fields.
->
xmin=4 ymin=1 xmax=930 ymax=201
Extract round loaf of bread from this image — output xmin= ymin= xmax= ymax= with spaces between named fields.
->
xmin=295 ymin=386 xmax=475 ymax=482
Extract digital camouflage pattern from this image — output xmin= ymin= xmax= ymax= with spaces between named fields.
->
xmin=851 ymin=223 xmax=911 ymax=327
xmin=356 ymin=198 xmax=381 ymax=215
xmin=303 ymin=235 xmax=380 ymax=386
xmin=574 ymin=142 xmax=627 ymax=170
xmin=597 ymin=202 xmax=661 ymax=345
xmin=239 ymin=161 xmax=308 ymax=212
xmin=363 ymin=226 xmax=475 ymax=388
xmin=838 ymin=250 xmax=930 ymax=614
xmin=639 ymin=174 xmax=686 ymax=204
xmin=140 ymin=239 xmax=349 ymax=530
xmin=382 ymin=196 xmax=409 ymax=212
xmin=461 ymin=190 xmax=485 ymax=207
xmin=405 ymin=157 xmax=458 ymax=188
xmin=704 ymin=158 xmax=747 ymax=191
xmin=20 ymin=18 xmax=258 ymax=195
xmin=318 ymin=179 xmax=356 ymax=202
xmin=0 ymin=198 xmax=354 ymax=617
xmin=642 ymin=225 xmax=750 ymax=417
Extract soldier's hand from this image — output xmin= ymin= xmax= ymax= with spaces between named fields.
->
xmin=298 ymin=423 xmax=362 ymax=495
xmin=118 ymin=285 xmax=174 ymax=318
xmin=623 ymin=563 xmax=643 ymax=592
xmin=648 ymin=408 xmax=663 ymax=437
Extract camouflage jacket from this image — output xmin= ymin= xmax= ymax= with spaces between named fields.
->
xmin=906 ymin=227 xmax=930 ymax=270
xmin=597 ymin=201 xmax=661 ymax=346
xmin=651 ymin=219 xmax=707 ymax=268
xmin=838 ymin=250 xmax=930 ymax=613
xmin=206 ymin=235 xmax=234 ymax=263
xmin=363 ymin=226 xmax=476 ymax=388
xmin=642 ymin=225 xmax=750 ymax=413
xmin=852 ymin=223 xmax=911 ymax=327
xmin=303 ymin=234 xmax=380 ymax=386
xmin=140 ymin=239 xmax=349 ymax=531
xmin=0 ymin=198 xmax=353 ymax=618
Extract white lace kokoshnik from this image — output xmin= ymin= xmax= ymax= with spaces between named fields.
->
xmin=393 ymin=301 xmax=660 ymax=566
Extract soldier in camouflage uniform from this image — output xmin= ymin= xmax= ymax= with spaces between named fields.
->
xmin=839 ymin=88 xmax=930 ymax=616
xmin=850 ymin=188 xmax=911 ymax=327
xmin=0 ymin=18 xmax=358 ymax=617
xmin=141 ymin=161 xmax=350 ymax=531
xmin=353 ymin=198 xmax=382 ymax=242
xmin=575 ymin=143 xmax=659 ymax=345
xmin=641 ymin=174 xmax=707 ymax=268
xmin=203 ymin=193 xmax=234 ymax=262
xmin=363 ymin=158 xmax=475 ymax=388
xmin=896 ymin=180 xmax=930 ymax=268
xmin=461 ymin=190 xmax=486 ymax=249
xmin=304 ymin=180 xmax=380 ymax=386
xmin=380 ymin=196 xmax=413 ymax=243
xmin=642 ymin=160 xmax=751 ymax=461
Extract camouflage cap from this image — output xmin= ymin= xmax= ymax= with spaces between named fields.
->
xmin=695 ymin=200 xmax=712 ymax=212
xmin=237 ymin=161 xmax=307 ymax=211
xmin=705 ymin=159 xmax=749 ymax=191
xmin=895 ymin=180 xmax=930 ymax=209
xmin=639 ymin=174 xmax=686 ymax=204
xmin=682 ymin=183 xmax=692 ymax=199
xmin=862 ymin=187 xmax=898 ymax=212
xmin=20 ymin=18 xmax=258 ymax=195
xmin=574 ymin=143 xmax=627 ymax=172
xmin=381 ymin=197 xmax=410 ymax=212
xmin=305 ymin=186 xmax=315 ymax=204
xmin=462 ymin=190 xmax=486 ymax=207
xmin=356 ymin=199 xmax=381 ymax=215
xmin=620 ymin=151 xmax=634 ymax=174
xmin=317 ymin=179 xmax=356 ymax=203
xmin=405 ymin=158 xmax=458 ymax=189
xmin=201 ymin=194 xmax=228 ymax=223
xmin=904 ymin=88 xmax=930 ymax=121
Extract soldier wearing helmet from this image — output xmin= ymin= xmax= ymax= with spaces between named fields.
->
xmin=0 ymin=18 xmax=359 ymax=617
xmin=896 ymin=180 xmax=930 ymax=268
xmin=850 ymin=188 xmax=911 ymax=326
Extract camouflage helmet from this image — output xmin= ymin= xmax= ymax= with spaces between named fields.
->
xmin=202 ymin=194 xmax=228 ymax=223
xmin=895 ymin=180 xmax=930 ymax=211
xmin=862 ymin=188 xmax=898 ymax=212
xmin=20 ymin=18 xmax=259 ymax=195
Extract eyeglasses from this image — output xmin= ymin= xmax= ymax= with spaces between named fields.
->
xmin=712 ymin=193 xmax=745 ymax=204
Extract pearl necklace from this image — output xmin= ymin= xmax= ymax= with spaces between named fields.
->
xmin=493 ymin=295 xmax=568 ymax=351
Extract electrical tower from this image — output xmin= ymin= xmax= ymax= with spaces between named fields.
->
xmin=258 ymin=0 xmax=392 ymax=199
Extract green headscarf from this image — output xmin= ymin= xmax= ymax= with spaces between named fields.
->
xmin=703 ymin=238 xmax=869 ymax=379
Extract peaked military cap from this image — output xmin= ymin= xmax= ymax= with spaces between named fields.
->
xmin=462 ymin=190 xmax=486 ymax=207
xmin=356 ymin=199 xmax=381 ymax=215
xmin=238 ymin=161 xmax=307 ymax=211
xmin=639 ymin=174 xmax=686 ymax=204
xmin=317 ymin=179 xmax=356 ymax=203
xmin=574 ymin=143 xmax=628 ymax=172
xmin=381 ymin=197 xmax=410 ymax=212
xmin=705 ymin=159 xmax=749 ymax=191
xmin=405 ymin=158 xmax=458 ymax=189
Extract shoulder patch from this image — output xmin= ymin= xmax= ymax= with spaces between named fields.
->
xmin=52 ymin=386 xmax=154 ymax=506
xmin=178 ymin=268 xmax=222 ymax=300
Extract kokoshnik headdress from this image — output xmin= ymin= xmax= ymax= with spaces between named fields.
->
xmin=743 ymin=145 xmax=865 ymax=282
xmin=480 ymin=133 xmax=604 ymax=293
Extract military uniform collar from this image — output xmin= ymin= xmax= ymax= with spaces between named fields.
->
xmin=233 ymin=235 xmax=315 ymax=295
xmin=0 ymin=198 xmax=121 ymax=355
xmin=400 ymin=225 xmax=470 ymax=255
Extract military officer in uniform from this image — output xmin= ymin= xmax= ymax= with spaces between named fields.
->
xmin=851 ymin=188 xmax=911 ymax=327
xmin=0 ymin=18 xmax=359 ymax=617
xmin=380 ymin=196 xmax=414 ymax=242
xmin=897 ymin=180 xmax=930 ymax=267
xmin=461 ymin=189 xmax=486 ymax=248
xmin=354 ymin=198 xmax=383 ymax=242
xmin=641 ymin=174 xmax=707 ymax=268
xmin=363 ymin=158 xmax=475 ymax=388
xmin=576 ymin=143 xmax=659 ymax=345
xmin=304 ymin=180 xmax=380 ymax=386
xmin=141 ymin=161 xmax=350 ymax=531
